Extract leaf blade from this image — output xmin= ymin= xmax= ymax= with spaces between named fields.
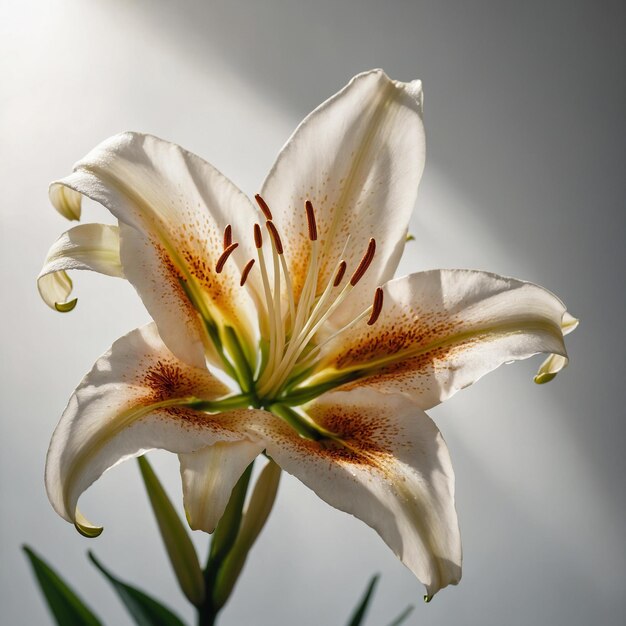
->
xmin=22 ymin=545 xmax=103 ymax=626
xmin=88 ymin=551 xmax=187 ymax=626
xmin=137 ymin=455 xmax=204 ymax=606
xmin=387 ymin=605 xmax=415 ymax=626
xmin=347 ymin=574 xmax=380 ymax=626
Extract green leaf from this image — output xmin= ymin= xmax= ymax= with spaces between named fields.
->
xmin=22 ymin=545 xmax=103 ymax=626
xmin=88 ymin=551 xmax=186 ymax=626
xmin=137 ymin=455 xmax=205 ymax=606
xmin=387 ymin=605 xmax=414 ymax=626
xmin=207 ymin=463 xmax=253 ymax=568
xmin=212 ymin=460 xmax=281 ymax=610
xmin=346 ymin=575 xmax=379 ymax=626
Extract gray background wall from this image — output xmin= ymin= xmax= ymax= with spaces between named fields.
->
xmin=1 ymin=0 xmax=624 ymax=624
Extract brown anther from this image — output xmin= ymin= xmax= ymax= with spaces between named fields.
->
xmin=349 ymin=238 xmax=376 ymax=286
xmin=266 ymin=221 xmax=284 ymax=254
xmin=240 ymin=259 xmax=255 ymax=286
xmin=305 ymin=200 xmax=318 ymax=241
xmin=223 ymin=224 xmax=232 ymax=249
xmin=333 ymin=260 xmax=347 ymax=287
xmin=255 ymin=194 xmax=273 ymax=220
xmin=254 ymin=224 xmax=263 ymax=249
xmin=367 ymin=287 xmax=384 ymax=325
xmin=215 ymin=242 xmax=239 ymax=274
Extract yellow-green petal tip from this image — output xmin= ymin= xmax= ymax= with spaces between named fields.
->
xmin=55 ymin=298 xmax=78 ymax=313
xmin=534 ymin=371 xmax=558 ymax=384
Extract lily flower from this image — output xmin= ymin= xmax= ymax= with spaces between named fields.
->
xmin=38 ymin=69 xmax=576 ymax=598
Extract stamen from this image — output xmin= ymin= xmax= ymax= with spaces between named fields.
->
xmin=350 ymin=238 xmax=376 ymax=286
xmin=367 ymin=288 xmax=384 ymax=325
xmin=255 ymin=194 xmax=273 ymax=221
xmin=266 ymin=221 xmax=284 ymax=254
xmin=333 ymin=260 xmax=347 ymax=287
xmin=215 ymin=242 xmax=239 ymax=274
xmin=223 ymin=224 xmax=232 ymax=249
xmin=305 ymin=200 xmax=318 ymax=241
xmin=254 ymin=224 xmax=263 ymax=249
xmin=240 ymin=259 xmax=255 ymax=286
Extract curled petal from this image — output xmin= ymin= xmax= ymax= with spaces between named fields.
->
xmin=261 ymin=69 xmax=425 ymax=317
xmin=318 ymin=269 xmax=575 ymax=409
xmin=534 ymin=312 xmax=579 ymax=383
xmin=50 ymin=184 xmax=82 ymax=221
xmin=50 ymin=132 xmax=260 ymax=368
xmin=45 ymin=323 xmax=256 ymax=536
xmin=37 ymin=223 xmax=124 ymax=312
xmin=250 ymin=390 xmax=461 ymax=597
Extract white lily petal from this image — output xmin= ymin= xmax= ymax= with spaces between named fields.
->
xmin=534 ymin=312 xmax=579 ymax=383
xmin=250 ymin=390 xmax=461 ymax=597
xmin=179 ymin=440 xmax=264 ymax=533
xmin=45 ymin=323 xmax=256 ymax=536
xmin=49 ymin=184 xmax=82 ymax=221
xmin=50 ymin=132 xmax=260 ymax=368
xmin=119 ymin=223 xmax=217 ymax=369
xmin=37 ymin=223 xmax=123 ymax=311
xmin=261 ymin=69 xmax=425 ymax=318
xmin=318 ymin=269 xmax=573 ymax=410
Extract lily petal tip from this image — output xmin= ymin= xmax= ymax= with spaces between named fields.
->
xmin=74 ymin=510 xmax=103 ymax=538
xmin=49 ymin=183 xmax=83 ymax=221
xmin=54 ymin=298 xmax=78 ymax=313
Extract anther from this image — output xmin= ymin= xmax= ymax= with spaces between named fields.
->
xmin=305 ymin=200 xmax=318 ymax=241
xmin=240 ymin=259 xmax=255 ymax=286
xmin=215 ymin=242 xmax=239 ymax=273
xmin=367 ymin=287 xmax=384 ymax=325
xmin=254 ymin=224 xmax=263 ymax=249
xmin=333 ymin=260 xmax=347 ymax=287
xmin=255 ymin=194 xmax=273 ymax=221
xmin=223 ymin=224 xmax=232 ymax=249
xmin=349 ymin=238 xmax=376 ymax=286
xmin=266 ymin=221 xmax=284 ymax=254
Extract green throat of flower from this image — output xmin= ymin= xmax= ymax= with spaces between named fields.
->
xmin=187 ymin=195 xmax=385 ymax=439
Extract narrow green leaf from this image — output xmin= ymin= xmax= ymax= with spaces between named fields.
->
xmin=88 ymin=551 xmax=186 ymax=626
xmin=22 ymin=545 xmax=103 ymax=626
xmin=137 ymin=456 xmax=205 ymax=606
xmin=208 ymin=463 xmax=253 ymax=567
xmin=347 ymin=575 xmax=380 ymax=626
xmin=213 ymin=460 xmax=281 ymax=610
xmin=387 ymin=605 xmax=415 ymax=626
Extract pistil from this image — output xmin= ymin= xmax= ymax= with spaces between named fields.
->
xmin=237 ymin=197 xmax=384 ymax=404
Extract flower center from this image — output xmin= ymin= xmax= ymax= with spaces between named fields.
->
xmin=213 ymin=196 xmax=383 ymax=419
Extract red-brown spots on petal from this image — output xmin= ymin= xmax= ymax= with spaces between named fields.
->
xmin=335 ymin=309 xmax=466 ymax=369
xmin=295 ymin=402 xmax=400 ymax=468
xmin=139 ymin=357 xmax=226 ymax=403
